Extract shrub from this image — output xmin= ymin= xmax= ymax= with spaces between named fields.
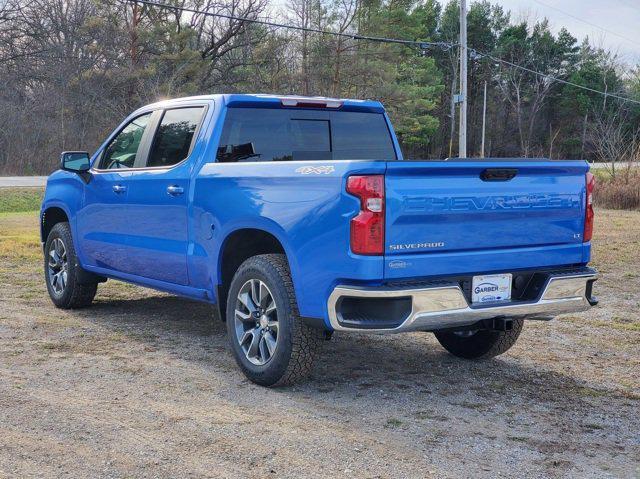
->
xmin=593 ymin=170 xmax=640 ymax=210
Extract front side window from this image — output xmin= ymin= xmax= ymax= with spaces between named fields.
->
xmin=99 ymin=113 xmax=152 ymax=170
xmin=146 ymin=107 xmax=204 ymax=168
xmin=216 ymin=108 xmax=396 ymax=163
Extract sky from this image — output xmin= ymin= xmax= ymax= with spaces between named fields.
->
xmin=459 ymin=0 xmax=640 ymax=65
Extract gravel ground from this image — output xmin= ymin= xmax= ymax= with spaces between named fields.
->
xmin=0 ymin=209 xmax=639 ymax=478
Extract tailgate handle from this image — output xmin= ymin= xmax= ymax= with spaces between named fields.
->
xmin=480 ymin=168 xmax=518 ymax=182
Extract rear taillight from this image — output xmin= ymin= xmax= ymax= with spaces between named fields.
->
xmin=584 ymin=172 xmax=595 ymax=242
xmin=346 ymin=175 xmax=385 ymax=255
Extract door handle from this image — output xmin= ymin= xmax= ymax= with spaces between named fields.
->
xmin=167 ymin=185 xmax=184 ymax=196
xmin=112 ymin=184 xmax=127 ymax=194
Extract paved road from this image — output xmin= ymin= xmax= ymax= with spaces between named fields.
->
xmin=0 ymin=176 xmax=47 ymax=187
xmin=589 ymin=162 xmax=637 ymax=169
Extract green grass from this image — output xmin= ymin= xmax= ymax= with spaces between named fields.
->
xmin=384 ymin=418 xmax=403 ymax=428
xmin=0 ymin=211 xmax=41 ymax=261
xmin=0 ymin=190 xmax=45 ymax=262
xmin=0 ymin=188 xmax=44 ymax=213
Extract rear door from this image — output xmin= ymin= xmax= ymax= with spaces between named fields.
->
xmin=123 ymin=105 xmax=206 ymax=285
xmin=384 ymin=160 xmax=589 ymax=278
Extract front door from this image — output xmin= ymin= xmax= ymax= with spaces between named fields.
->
xmin=76 ymin=112 xmax=154 ymax=274
xmin=76 ymin=170 xmax=131 ymax=272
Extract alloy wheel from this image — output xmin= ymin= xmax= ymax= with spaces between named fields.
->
xmin=48 ymin=238 xmax=68 ymax=295
xmin=234 ymin=279 xmax=279 ymax=366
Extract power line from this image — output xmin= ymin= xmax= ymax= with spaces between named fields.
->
xmin=117 ymin=0 xmax=640 ymax=107
xmin=116 ymin=0 xmax=453 ymax=50
xmin=530 ymin=0 xmax=640 ymax=49
xmin=470 ymin=48 xmax=640 ymax=106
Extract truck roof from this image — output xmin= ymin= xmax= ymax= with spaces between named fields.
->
xmin=139 ymin=93 xmax=386 ymax=114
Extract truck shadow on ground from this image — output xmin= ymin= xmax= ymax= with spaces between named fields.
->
xmin=81 ymin=293 xmax=618 ymax=414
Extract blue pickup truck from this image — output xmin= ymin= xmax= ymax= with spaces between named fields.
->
xmin=41 ymin=94 xmax=598 ymax=386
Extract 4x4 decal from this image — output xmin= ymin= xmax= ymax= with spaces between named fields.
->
xmin=295 ymin=166 xmax=335 ymax=175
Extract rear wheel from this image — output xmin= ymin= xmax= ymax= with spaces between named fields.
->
xmin=225 ymin=254 xmax=322 ymax=387
xmin=44 ymin=222 xmax=97 ymax=309
xmin=434 ymin=319 xmax=524 ymax=359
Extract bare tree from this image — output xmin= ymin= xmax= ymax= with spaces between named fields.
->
xmin=328 ymin=0 xmax=357 ymax=96
xmin=589 ymin=108 xmax=639 ymax=182
xmin=496 ymin=56 xmax=557 ymax=157
xmin=190 ymin=0 xmax=268 ymax=88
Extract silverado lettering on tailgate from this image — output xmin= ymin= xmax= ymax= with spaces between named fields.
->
xmin=389 ymin=242 xmax=445 ymax=251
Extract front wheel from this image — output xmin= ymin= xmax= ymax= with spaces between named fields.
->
xmin=44 ymin=222 xmax=97 ymax=309
xmin=226 ymin=254 xmax=322 ymax=387
xmin=434 ymin=319 xmax=524 ymax=359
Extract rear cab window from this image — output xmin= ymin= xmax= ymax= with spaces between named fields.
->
xmin=216 ymin=108 xmax=397 ymax=163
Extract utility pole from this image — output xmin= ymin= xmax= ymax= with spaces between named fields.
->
xmin=449 ymin=56 xmax=458 ymax=158
xmin=481 ymin=80 xmax=487 ymax=158
xmin=458 ymin=0 xmax=468 ymax=158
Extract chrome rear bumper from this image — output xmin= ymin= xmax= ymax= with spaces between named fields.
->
xmin=327 ymin=270 xmax=597 ymax=333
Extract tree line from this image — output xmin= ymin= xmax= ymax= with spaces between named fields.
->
xmin=0 ymin=0 xmax=639 ymax=175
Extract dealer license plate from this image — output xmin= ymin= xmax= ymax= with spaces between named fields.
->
xmin=471 ymin=274 xmax=512 ymax=304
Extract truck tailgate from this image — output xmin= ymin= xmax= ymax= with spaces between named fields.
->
xmin=384 ymin=160 xmax=589 ymax=279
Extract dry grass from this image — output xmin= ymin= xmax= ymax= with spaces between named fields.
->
xmin=0 ymin=188 xmax=43 ymax=261
xmin=593 ymin=169 xmax=640 ymax=210
xmin=589 ymin=209 xmax=640 ymax=273
xmin=0 ymin=212 xmax=41 ymax=261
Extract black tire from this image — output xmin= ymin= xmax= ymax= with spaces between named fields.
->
xmin=44 ymin=222 xmax=97 ymax=309
xmin=225 ymin=254 xmax=322 ymax=387
xmin=434 ymin=319 xmax=524 ymax=359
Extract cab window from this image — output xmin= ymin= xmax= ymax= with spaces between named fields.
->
xmin=146 ymin=107 xmax=204 ymax=168
xmin=99 ymin=113 xmax=152 ymax=170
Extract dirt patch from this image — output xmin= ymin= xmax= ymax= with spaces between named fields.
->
xmin=0 ymin=210 xmax=639 ymax=478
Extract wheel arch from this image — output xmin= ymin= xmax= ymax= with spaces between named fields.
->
xmin=41 ymin=203 xmax=106 ymax=285
xmin=41 ymin=205 xmax=70 ymax=245
xmin=216 ymin=227 xmax=294 ymax=321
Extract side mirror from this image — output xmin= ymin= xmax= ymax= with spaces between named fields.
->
xmin=60 ymin=151 xmax=91 ymax=173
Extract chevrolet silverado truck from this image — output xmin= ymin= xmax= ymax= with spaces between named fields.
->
xmin=41 ymin=94 xmax=598 ymax=386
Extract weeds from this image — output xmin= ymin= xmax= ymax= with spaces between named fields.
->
xmin=593 ymin=170 xmax=640 ymax=210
